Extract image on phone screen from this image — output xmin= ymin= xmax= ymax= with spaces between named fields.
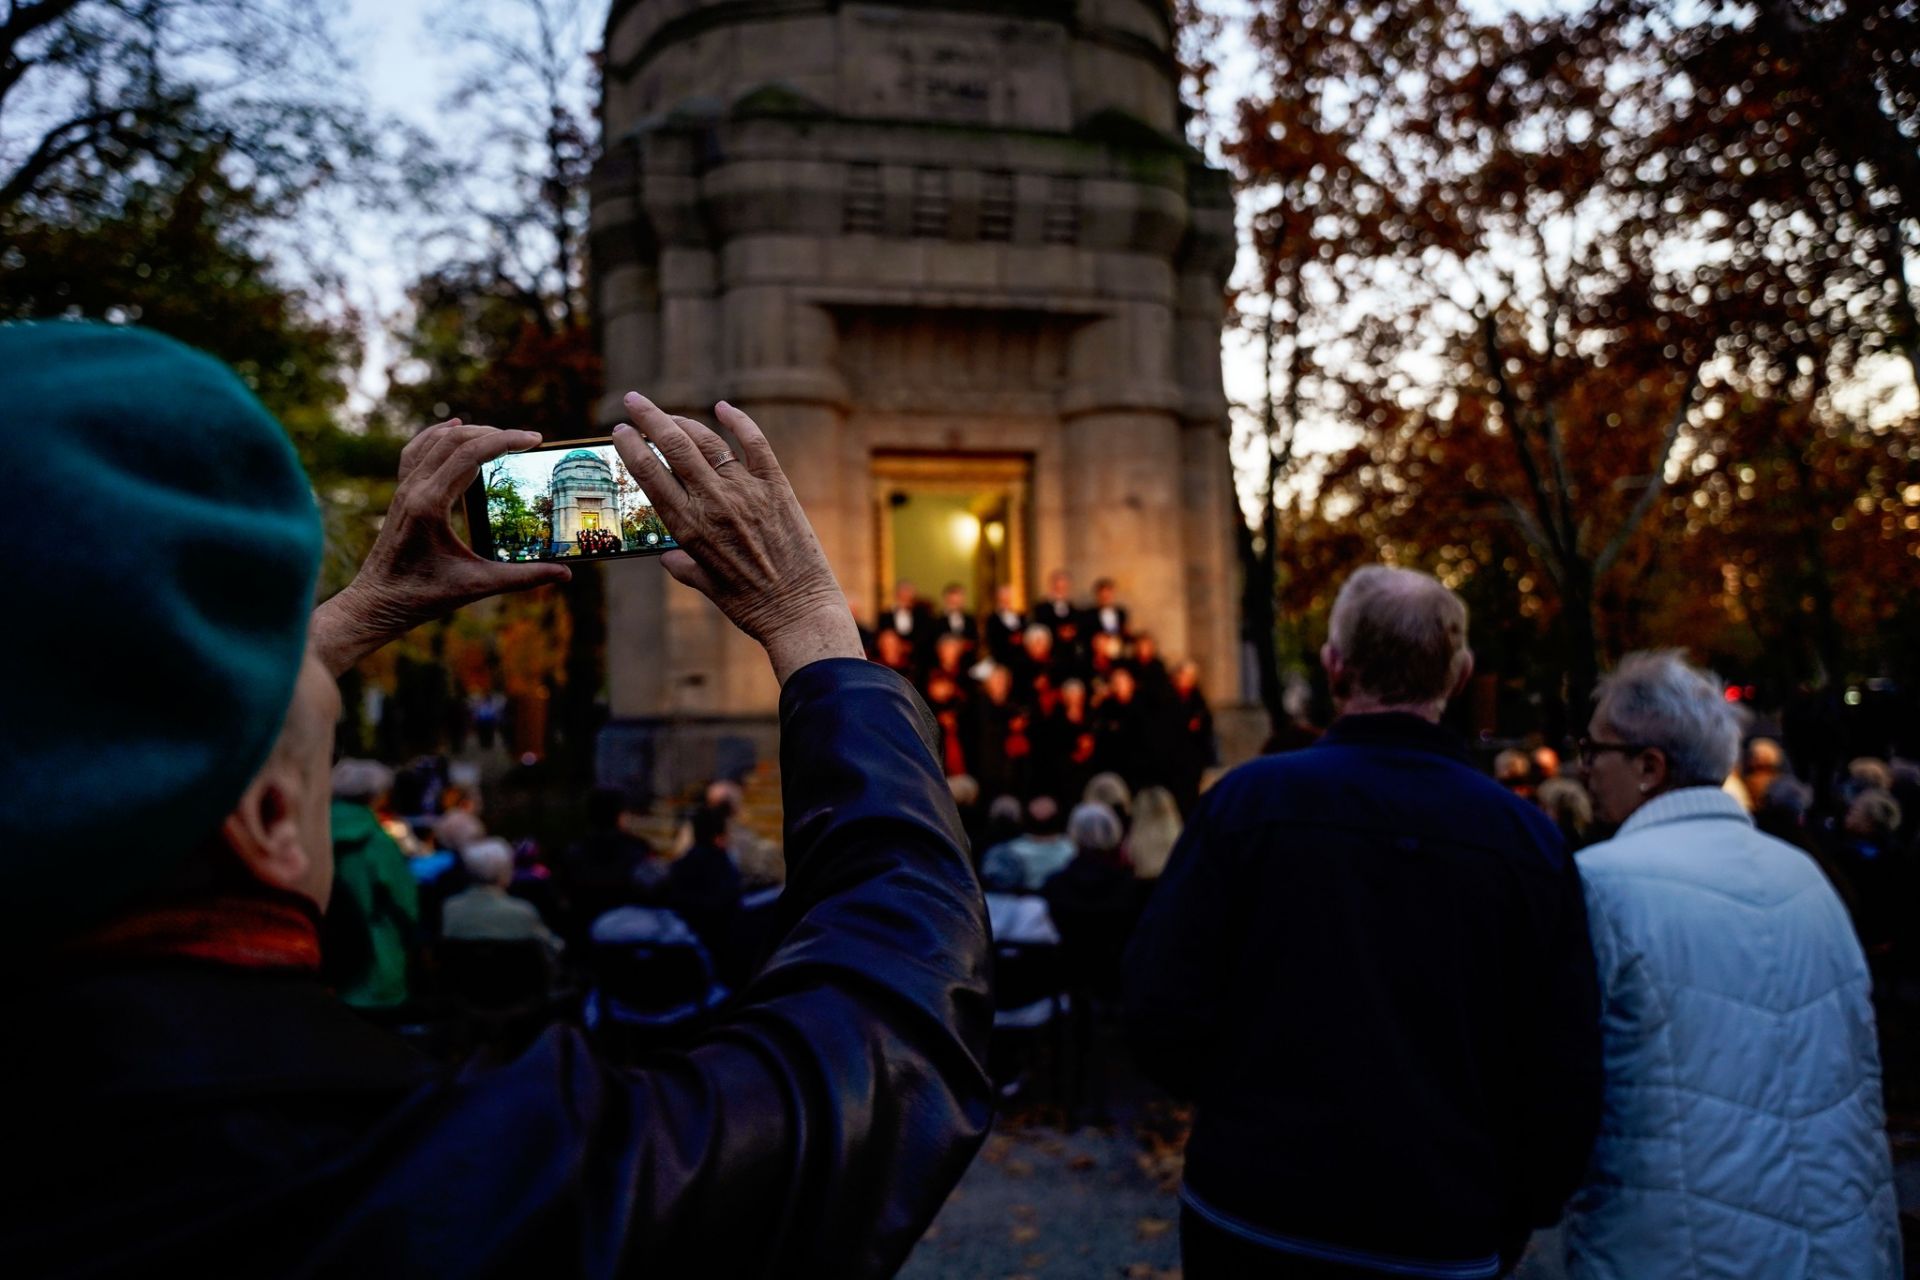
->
xmin=472 ymin=438 xmax=677 ymax=562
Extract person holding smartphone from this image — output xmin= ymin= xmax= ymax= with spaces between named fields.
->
xmin=0 ymin=322 xmax=992 ymax=1278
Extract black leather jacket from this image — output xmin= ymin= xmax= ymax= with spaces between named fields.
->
xmin=0 ymin=660 xmax=992 ymax=1278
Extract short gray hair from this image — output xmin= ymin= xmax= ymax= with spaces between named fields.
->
xmin=1067 ymin=802 xmax=1124 ymax=854
xmin=1592 ymin=650 xmax=1740 ymax=788
xmin=1327 ymin=566 xmax=1470 ymax=708
xmin=331 ymin=758 xmax=393 ymax=804
xmin=459 ymin=837 xmax=516 ymax=886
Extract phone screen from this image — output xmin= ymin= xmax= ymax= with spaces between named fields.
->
xmin=468 ymin=436 xmax=678 ymax=562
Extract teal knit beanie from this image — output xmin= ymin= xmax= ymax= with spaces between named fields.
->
xmin=0 ymin=321 xmax=323 ymax=941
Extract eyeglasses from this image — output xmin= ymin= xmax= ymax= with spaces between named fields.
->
xmin=1576 ymin=737 xmax=1651 ymax=766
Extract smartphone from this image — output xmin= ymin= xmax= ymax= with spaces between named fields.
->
xmin=463 ymin=434 xmax=679 ymax=563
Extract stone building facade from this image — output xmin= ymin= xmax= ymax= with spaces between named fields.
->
xmin=549 ymin=449 xmax=622 ymax=552
xmin=591 ymin=0 xmax=1244 ymax=790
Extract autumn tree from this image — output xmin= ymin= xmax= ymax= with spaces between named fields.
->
xmin=0 ymin=0 xmax=375 ymax=224
xmin=1217 ymin=0 xmax=1919 ymax=732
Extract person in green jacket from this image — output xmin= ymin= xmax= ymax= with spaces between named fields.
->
xmin=326 ymin=761 xmax=420 ymax=1010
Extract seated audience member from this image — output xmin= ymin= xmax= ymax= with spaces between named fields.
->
xmin=1126 ymin=786 xmax=1183 ymax=881
xmin=980 ymin=796 xmax=1075 ymax=892
xmin=442 ymin=838 xmax=563 ymax=959
xmin=0 ymin=325 xmax=989 ymax=1277
xmin=426 ymin=809 xmax=487 ymax=876
xmin=1043 ymin=802 xmax=1138 ymax=994
xmin=1534 ymin=776 xmax=1595 ymax=851
xmin=326 ymin=759 xmax=421 ymax=1012
xmin=977 ymin=795 xmax=1025 ymax=868
xmin=1566 ymin=650 xmax=1899 ymax=1278
xmin=947 ymin=774 xmax=984 ymax=851
xmin=1090 ymin=577 xmax=1129 ymax=639
xmin=1740 ymin=737 xmax=1787 ymax=812
xmin=557 ymin=787 xmax=663 ymax=930
xmin=984 ymin=584 xmax=1027 ymax=665
xmin=1126 ymin=565 xmax=1601 ymax=1280
xmin=935 ymin=583 xmax=975 ymax=648
xmin=1082 ymin=772 xmax=1134 ymax=829
xmin=1167 ymin=661 xmax=1216 ymax=811
xmin=666 ymin=806 xmax=744 ymax=959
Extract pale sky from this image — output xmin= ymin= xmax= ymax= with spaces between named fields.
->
xmin=329 ymin=0 xmax=1310 ymax=515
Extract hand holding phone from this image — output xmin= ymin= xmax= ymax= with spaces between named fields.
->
xmin=611 ymin=396 xmax=862 ymax=685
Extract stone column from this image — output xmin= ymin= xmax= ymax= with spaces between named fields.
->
xmin=1061 ymin=303 xmax=1190 ymax=660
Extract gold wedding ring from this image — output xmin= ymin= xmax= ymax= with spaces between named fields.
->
xmin=714 ymin=450 xmax=739 ymax=469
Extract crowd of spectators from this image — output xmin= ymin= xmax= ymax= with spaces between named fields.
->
xmin=321 ymin=756 xmax=793 ymax=1048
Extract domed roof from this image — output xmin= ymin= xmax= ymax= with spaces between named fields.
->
xmin=551 ymin=449 xmax=615 ymax=487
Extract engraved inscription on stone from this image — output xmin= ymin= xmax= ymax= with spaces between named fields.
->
xmin=839 ymin=5 xmax=1071 ymax=130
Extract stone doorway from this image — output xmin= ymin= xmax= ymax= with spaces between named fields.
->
xmin=872 ymin=452 xmax=1032 ymax=615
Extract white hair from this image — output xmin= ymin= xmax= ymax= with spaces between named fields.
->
xmin=1068 ymin=802 xmax=1124 ymax=854
xmin=459 ymin=837 xmax=517 ymax=886
xmin=331 ymin=758 xmax=393 ymax=804
xmin=1593 ymin=650 xmax=1741 ymax=789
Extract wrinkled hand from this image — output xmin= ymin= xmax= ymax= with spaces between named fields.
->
xmin=613 ymin=394 xmax=863 ymax=685
xmin=312 ymin=420 xmax=572 ymax=675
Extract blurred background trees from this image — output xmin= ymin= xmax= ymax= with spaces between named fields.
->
xmin=1208 ymin=0 xmax=1920 ymax=735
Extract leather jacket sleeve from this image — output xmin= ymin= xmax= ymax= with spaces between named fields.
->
xmin=442 ymin=659 xmax=993 ymax=1279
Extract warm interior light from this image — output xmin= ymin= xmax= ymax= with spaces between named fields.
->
xmin=983 ymin=520 xmax=1006 ymax=549
xmin=952 ymin=512 xmax=982 ymax=555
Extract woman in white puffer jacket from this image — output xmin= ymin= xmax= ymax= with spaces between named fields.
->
xmin=1566 ymin=650 xmax=1901 ymax=1279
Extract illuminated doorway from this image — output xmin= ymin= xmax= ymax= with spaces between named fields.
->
xmin=872 ymin=453 xmax=1031 ymax=614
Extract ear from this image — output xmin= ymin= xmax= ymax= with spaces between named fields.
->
xmin=1321 ymin=643 xmax=1349 ymax=697
xmin=218 ymin=759 xmax=316 ymax=903
xmin=1451 ymin=649 xmax=1476 ymax=700
xmin=1638 ymin=747 xmax=1671 ymax=794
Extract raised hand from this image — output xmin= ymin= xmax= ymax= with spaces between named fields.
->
xmin=612 ymin=394 xmax=863 ymax=685
xmin=312 ymin=420 xmax=572 ymax=675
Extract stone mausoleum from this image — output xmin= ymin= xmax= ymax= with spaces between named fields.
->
xmin=590 ymin=0 xmax=1244 ymax=792
xmin=549 ymin=449 xmax=622 ymax=553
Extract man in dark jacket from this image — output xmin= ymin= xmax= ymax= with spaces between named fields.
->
xmin=1125 ymin=565 xmax=1601 ymax=1279
xmin=0 ymin=325 xmax=992 ymax=1279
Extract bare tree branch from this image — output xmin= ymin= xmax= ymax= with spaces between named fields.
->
xmin=1479 ymin=306 xmax=1567 ymax=567
xmin=1594 ymin=365 xmax=1701 ymax=576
